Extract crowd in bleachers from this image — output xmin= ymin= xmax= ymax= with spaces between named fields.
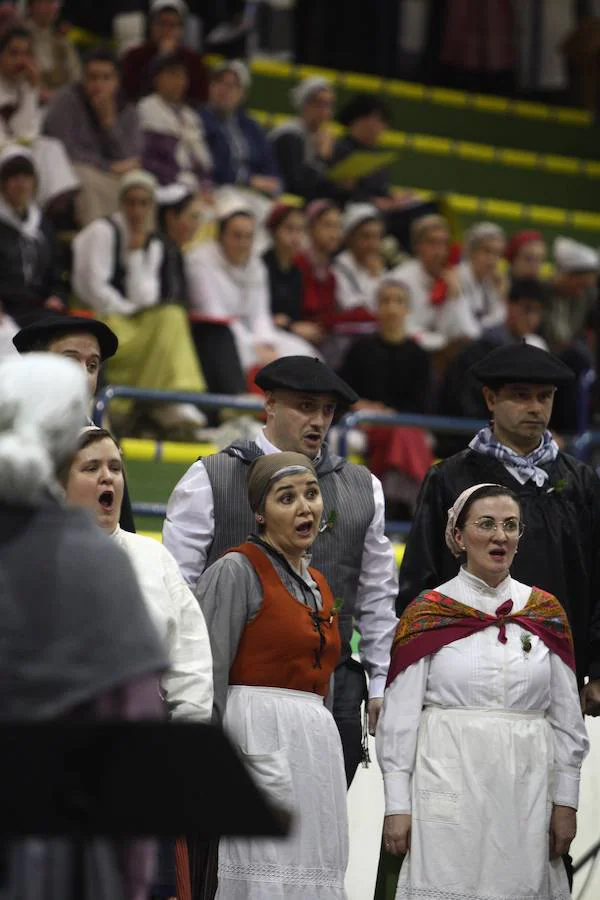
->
xmin=0 ymin=0 xmax=599 ymax=516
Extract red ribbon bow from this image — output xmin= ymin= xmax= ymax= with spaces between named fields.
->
xmin=495 ymin=599 xmax=514 ymax=644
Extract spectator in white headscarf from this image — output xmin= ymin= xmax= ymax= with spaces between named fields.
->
xmin=269 ymin=75 xmax=338 ymax=201
xmin=185 ymin=195 xmax=321 ymax=372
xmin=458 ymin=221 xmax=508 ymax=336
xmin=332 ymin=203 xmax=385 ymax=313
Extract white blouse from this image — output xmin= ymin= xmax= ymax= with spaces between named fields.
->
xmin=73 ymin=213 xmax=166 ymax=317
xmin=376 ymin=567 xmax=588 ymax=815
xmin=332 ymin=249 xmax=381 ymax=313
xmin=113 ymin=527 xmax=214 ymax=722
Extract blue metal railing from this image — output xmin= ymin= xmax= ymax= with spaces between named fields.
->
xmin=92 ymin=385 xmax=265 ymax=425
xmin=335 ymin=409 xmax=487 ymax=458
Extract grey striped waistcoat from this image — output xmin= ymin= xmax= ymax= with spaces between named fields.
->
xmin=203 ymin=442 xmax=375 ymax=662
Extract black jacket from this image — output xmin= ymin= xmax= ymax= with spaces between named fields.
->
xmin=397 ymin=448 xmax=600 ymax=683
xmin=0 ymin=213 xmax=66 ymax=326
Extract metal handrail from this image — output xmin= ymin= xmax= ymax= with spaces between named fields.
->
xmin=336 ymin=409 xmax=488 ymax=457
xmin=92 ymin=385 xmax=265 ymax=426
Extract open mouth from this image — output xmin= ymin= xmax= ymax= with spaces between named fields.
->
xmin=98 ymin=490 xmax=114 ymax=510
xmin=303 ymin=432 xmax=321 ymax=445
xmin=295 ymin=520 xmax=313 ymax=536
xmin=489 ymin=548 xmax=507 ymax=561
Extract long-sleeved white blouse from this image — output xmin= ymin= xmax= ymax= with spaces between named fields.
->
xmin=376 ymin=567 xmax=589 ymax=815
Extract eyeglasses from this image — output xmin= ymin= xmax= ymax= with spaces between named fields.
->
xmin=469 ymin=517 xmax=524 ymax=537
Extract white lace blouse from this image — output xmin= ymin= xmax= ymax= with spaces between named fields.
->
xmin=376 ymin=567 xmax=589 ymax=815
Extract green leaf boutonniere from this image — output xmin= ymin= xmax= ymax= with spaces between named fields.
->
xmin=319 ymin=508 xmax=338 ymax=533
xmin=547 ymin=478 xmax=568 ymax=495
xmin=520 ymin=632 xmax=532 ymax=654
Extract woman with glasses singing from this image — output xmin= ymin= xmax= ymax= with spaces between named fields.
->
xmin=376 ymin=482 xmax=588 ymax=900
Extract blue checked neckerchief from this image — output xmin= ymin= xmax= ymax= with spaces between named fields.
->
xmin=469 ymin=427 xmax=559 ymax=487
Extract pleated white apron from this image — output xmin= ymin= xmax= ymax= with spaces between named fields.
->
xmin=397 ymin=706 xmax=571 ymax=900
xmin=217 ymin=685 xmax=348 ymax=900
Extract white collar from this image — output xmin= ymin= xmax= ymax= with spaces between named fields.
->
xmin=458 ymin=565 xmax=511 ymax=597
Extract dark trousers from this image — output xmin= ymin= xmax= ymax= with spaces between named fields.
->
xmin=333 ymin=657 xmax=368 ymax=788
xmin=190 ymin=322 xmax=246 ymax=397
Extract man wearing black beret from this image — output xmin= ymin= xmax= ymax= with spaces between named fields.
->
xmin=165 ymin=355 xmax=398 ymax=775
xmin=13 ymin=315 xmax=136 ymax=533
xmin=398 ymin=343 xmax=600 ymax=716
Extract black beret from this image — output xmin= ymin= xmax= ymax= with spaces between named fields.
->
xmin=13 ymin=316 xmax=119 ymax=361
xmin=255 ymin=356 xmax=358 ymax=406
xmin=470 ymin=343 xmax=575 ymax=388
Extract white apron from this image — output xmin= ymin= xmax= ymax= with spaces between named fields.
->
xmin=397 ymin=706 xmax=571 ymax=900
xmin=217 ymin=685 xmax=348 ymax=900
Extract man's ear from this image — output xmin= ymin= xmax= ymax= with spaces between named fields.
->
xmin=263 ymin=390 xmax=276 ymax=417
xmin=482 ymin=385 xmax=496 ymax=414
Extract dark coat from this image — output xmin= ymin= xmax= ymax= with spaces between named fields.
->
xmin=397 ymin=448 xmax=600 ymax=683
xmin=262 ymin=247 xmax=304 ymax=322
xmin=199 ymin=106 xmax=279 ymax=187
xmin=0 ymin=214 xmax=66 ymax=326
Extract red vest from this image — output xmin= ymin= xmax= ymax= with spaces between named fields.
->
xmin=228 ymin=543 xmax=341 ymax=697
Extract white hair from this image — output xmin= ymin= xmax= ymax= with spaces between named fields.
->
xmin=0 ymin=353 xmax=88 ymax=505
xmin=464 ymin=221 xmax=505 ymax=255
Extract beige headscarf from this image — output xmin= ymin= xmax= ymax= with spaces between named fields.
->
xmin=247 ymin=452 xmax=317 ymax=515
xmin=445 ymin=483 xmax=499 ymax=557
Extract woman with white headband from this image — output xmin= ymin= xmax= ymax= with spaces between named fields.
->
xmin=458 ymin=221 xmax=508 ymax=337
xmin=72 ymin=169 xmax=208 ymax=440
xmin=376 ymin=482 xmax=588 ymax=900
xmin=0 ymin=354 xmax=166 ymax=899
xmin=195 ymin=451 xmax=347 ymax=899
xmin=270 ymin=75 xmax=338 ymax=201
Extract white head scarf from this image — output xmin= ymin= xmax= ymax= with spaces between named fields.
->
xmin=553 ymin=236 xmax=599 ymax=273
xmin=464 ymin=221 xmax=505 ymax=255
xmin=0 ymin=353 xmax=88 ymax=505
xmin=444 ymin=483 xmax=499 ymax=557
xmin=291 ymin=76 xmax=333 ymax=110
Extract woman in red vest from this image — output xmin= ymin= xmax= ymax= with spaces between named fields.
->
xmin=377 ymin=482 xmax=588 ymax=900
xmin=196 ymin=451 xmax=347 ymax=899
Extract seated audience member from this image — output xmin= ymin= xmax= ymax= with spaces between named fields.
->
xmin=269 ymin=75 xmax=339 ymax=201
xmin=294 ymin=199 xmax=342 ymax=328
xmin=139 ymin=51 xmax=212 ymax=189
xmin=121 ymin=0 xmax=208 ymax=104
xmin=44 ymin=47 xmax=142 ymax=226
xmin=331 ymin=92 xmax=419 ymax=245
xmin=332 ymin=94 xmax=393 ymax=207
xmin=26 ymin=0 xmax=81 ymax=102
xmin=263 ymin=202 xmax=324 ymax=347
xmin=338 ymin=276 xmax=434 ymax=515
xmin=544 ymin=237 xmax=598 ymax=432
xmin=438 ymin=277 xmax=550 ymax=424
xmin=157 ymin=182 xmax=246 ymax=395
xmin=200 ymin=60 xmax=280 ymax=200
xmin=339 ymin=276 xmax=432 ymax=414
xmin=458 ymin=221 xmax=507 ymax=336
xmin=332 ymin=203 xmax=384 ymax=313
xmin=391 ymin=213 xmax=476 ymax=351
xmin=185 ymin=197 xmax=317 ymax=373
xmin=72 ymin=169 xmax=207 ymax=439
xmin=506 ymin=229 xmax=547 ymax=281
xmin=545 ymin=237 xmax=598 ymax=357
xmin=0 ymin=25 xmax=78 ymax=209
xmin=0 ymin=146 xmax=67 ymax=328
